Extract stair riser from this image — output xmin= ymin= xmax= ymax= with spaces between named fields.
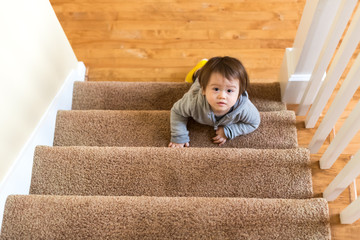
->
xmin=72 ymin=81 xmax=286 ymax=111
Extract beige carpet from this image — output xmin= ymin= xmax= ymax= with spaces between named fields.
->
xmin=1 ymin=195 xmax=330 ymax=239
xmin=0 ymin=80 xmax=331 ymax=239
xmin=53 ymin=110 xmax=298 ymax=148
xmin=72 ymin=81 xmax=286 ymax=112
xmin=30 ymin=146 xmax=312 ymax=199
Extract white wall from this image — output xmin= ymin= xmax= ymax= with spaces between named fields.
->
xmin=0 ymin=0 xmax=78 ymax=183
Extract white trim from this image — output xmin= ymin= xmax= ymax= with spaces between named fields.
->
xmin=292 ymin=0 xmax=318 ymax=53
xmin=309 ymin=48 xmax=360 ymax=154
xmin=279 ymin=48 xmax=324 ymax=104
xmin=323 ymin=153 xmax=360 ymax=201
xmin=305 ymin=4 xmax=360 ymax=128
xmin=293 ymin=0 xmax=341 ymax=74
xmin=320 ymin=100 xmax=360 ymax=169
xmin=279 ymin=48 xmax=307 ymax=103
xmin=281 ymin=74 xmax=311 ymax=104
xmin=341 ymin=194 xmax=360 ymax=224
xmin=279 ymin=0 xmax=343 ymax=104
xmin=296 ymin=0 xmax=357 ymax=116
xmin=0 ymin=61 xmax=85 ymax=230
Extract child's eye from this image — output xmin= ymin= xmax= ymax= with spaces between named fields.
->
xmin=213 ymin=88 xmax=219 ymax=91
xmin=227 ymin=89 xmax=233 ymax=93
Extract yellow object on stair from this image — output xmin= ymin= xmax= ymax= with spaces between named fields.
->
xmin=185 ymin=59 xmax=208 ymax=83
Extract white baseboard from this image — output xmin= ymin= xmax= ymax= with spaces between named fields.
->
xmin=282 ymin=74 xmax=312 ymax=104
xmin=0 ymin=61 xmax=86 ymax=230
xmin=279 ymin=48 xmax=321 ymax=104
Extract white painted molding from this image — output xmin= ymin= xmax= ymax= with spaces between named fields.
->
xmin=297 ymin=0 xmax=357 ymax=116
xmin=0 ymin=61 xmax=85 ymax=230
xmin=341 ymin=194 xmax=360 ymax=224
xmin=320 ymin=100 xmax=360 ymax=169
xmin=282 ymin=74 xmax=311 ymax=104
xmin=279 ymin=48 xmax=310 ymax=104
xmin=308 ymin=50 xmax=360 ymax=154
xmin=305 ymin=4 xmax=360 ymax=128
xmin=292 ymin=0 xmax=319 ymax=54
xmin=279 ymin=49 xmax=325 ymax=104
xmin=323 ymin=153 xmax=360 ymax=201
xmin=293 ymin=0 xmax=341 ymax=75
xmin=279 ymin=0 xmax=341 ymax=104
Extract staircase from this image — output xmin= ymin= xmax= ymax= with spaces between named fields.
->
xmin=0 ymin=81 xmax=331 ymax=239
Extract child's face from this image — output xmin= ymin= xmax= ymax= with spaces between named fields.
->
xmin=203 ymin=72 xmax=240 ymax=116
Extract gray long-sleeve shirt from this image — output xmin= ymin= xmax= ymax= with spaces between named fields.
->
xmin=170 ymin=80 xmax=261 ymax=144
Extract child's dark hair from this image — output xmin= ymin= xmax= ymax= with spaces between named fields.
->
xmin=198 ymin=56 xmax=249 ymax=97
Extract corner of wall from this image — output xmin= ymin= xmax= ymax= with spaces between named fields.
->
xmin=279 ymin=48 xmax=312 ymax=104
xmin=0 ymin=61 xmax=86 ymax=231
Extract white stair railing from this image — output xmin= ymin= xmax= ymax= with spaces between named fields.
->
xmin=341 ymin=196 xmax=360 ymax=224
xmin=305 ymin=3 xmax=360 ymax=129
xmin=320 ymin=100 xmax=360 ymax=169
xmin=296 ymin=0 xmax=357 ymax=116
xmin=280 ymin=0 xmax=360 ymax=225
xmin=278 ymin=0 xmax=343 ymax=104
xmin=323 ymin=153 xmax=360 ymax=201
xmin=308 ymin=51 xmax=360 ymax=154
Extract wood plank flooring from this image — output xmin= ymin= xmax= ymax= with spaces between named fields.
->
xmin=50 ymin=0 xmax=360 ymax=239
xmin=51 ymin=0 xmax=304 ymax=82
xmin=288 ymin=104 xmax=360 ymax=240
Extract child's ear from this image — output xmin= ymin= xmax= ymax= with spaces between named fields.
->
xmin=201 ymin=88 xmax=206 ymax=95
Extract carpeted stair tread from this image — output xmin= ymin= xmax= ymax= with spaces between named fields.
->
xmin=72 ymin=81 xmax=286 ymax=111
xmin=0 ymin=195 xmax=330 ymax=239
xmin=53 ymin=110 xmax=297 ymax=148
xmin=30 ymin=146 xmax=312 ymax=199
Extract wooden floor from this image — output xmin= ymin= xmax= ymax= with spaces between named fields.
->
xmin=51 ymin=0 xmax=304 ymax=82
xmin=51 ymin=0 xmax=360 ymax=239
xmin=288 ymin=104 xmax=360 ymax=240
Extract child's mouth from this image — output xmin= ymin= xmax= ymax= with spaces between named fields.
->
xmin=217 ymin=102 xmax=226 ymax=106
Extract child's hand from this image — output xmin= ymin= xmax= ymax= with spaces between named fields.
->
xmin=212 ymin=126 xmax=227 ymax=146
xmin=168 ymin=142 xmax=190 ymax=148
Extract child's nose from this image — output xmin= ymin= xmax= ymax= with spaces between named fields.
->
xmin=218 ymin=91 xmax=226 ymax=99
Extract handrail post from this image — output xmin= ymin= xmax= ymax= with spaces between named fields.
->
xmin=323 ymin=153 xmax=360 ymax=202
xmin=279 ymin=0 xmax=342 ymax=104
xmin=305 ymin=4 xmax=360 ymax=128
xmin=320 ymin=100 xmax=360 ymax=169
xmin=309 ymin=51 xmax=360 ymax=154
xmin=340 ymin=196 xmax=360 ymax=224
xmin=296 ymin=0 xmax=357 ymax=116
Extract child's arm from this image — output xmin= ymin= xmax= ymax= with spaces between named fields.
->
xmin=169 ymin=96 xmax=193 ymax=147
xmin=223 ymin=101 xmax=261 ymax=139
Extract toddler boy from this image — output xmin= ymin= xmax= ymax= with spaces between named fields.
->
xmin=169 ymin=56 xmax=261 ymax=147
